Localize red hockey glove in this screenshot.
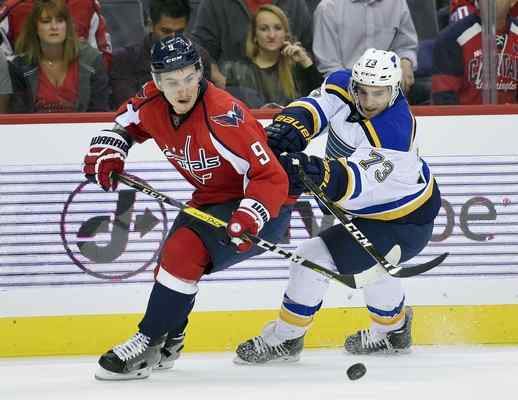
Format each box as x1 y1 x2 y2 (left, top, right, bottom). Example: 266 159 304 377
83 130 131 191
226 199 270 253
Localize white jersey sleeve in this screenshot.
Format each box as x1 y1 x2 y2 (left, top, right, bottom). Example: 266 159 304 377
280 69 356 138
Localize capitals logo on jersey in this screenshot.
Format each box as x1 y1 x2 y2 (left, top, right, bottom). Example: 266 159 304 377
162 136 221 184
210 103 244 127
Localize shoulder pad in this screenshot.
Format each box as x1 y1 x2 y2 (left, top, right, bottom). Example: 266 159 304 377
325 69 352 88
324 69 354 105
126 81 162 110
210 101 246 128
365 99 415 152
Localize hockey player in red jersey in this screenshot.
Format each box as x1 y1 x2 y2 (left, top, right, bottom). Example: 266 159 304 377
83 33 290 380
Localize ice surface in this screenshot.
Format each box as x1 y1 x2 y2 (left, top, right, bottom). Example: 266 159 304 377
1 346 517 400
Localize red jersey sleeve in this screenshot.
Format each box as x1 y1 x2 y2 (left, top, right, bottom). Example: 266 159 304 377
113 82 158 143
206 100 288 218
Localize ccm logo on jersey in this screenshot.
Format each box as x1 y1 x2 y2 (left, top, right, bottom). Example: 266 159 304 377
211 103 244 127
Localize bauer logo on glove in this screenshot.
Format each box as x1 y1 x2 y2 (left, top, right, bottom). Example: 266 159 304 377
266 113 313 157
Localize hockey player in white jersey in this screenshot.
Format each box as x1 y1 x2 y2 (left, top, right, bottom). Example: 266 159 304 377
234 48 442 363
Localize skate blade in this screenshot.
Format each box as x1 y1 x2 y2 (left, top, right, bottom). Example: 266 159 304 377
94 366 152 381
152 360 175 371
344 347 412 356
233 354 300 365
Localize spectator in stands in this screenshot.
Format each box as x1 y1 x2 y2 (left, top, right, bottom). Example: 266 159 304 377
221 4 321 108
450 0 518 23
0 51 12 112
0 0 112 68
191 0 313 65
305 0 321 16
8 0 110 113
186 0 200 32
432 0 518 105
312 0 417 94
109 0 224 109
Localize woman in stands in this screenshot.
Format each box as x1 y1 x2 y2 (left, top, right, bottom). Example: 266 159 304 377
221 4 322 108
8 0 110 113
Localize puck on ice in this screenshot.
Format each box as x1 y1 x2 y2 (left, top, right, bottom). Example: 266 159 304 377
346 363 366 380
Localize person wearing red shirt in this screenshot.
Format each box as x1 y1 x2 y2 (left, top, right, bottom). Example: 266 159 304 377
83 33 291 381
8 0 110 112
0 0 112 68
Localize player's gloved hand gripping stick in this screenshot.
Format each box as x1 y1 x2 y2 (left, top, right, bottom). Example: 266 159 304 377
112 172 443 288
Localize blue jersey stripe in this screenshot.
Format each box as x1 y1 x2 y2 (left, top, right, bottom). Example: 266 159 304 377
349 163 431 215
326 126 356 158
347 161 362 200
303 97 329 133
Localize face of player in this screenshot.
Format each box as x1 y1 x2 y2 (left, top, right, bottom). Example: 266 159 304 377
157 65 202 114
255 11 287 53
37 10 67 45
152 15 188 41
355 84 392 119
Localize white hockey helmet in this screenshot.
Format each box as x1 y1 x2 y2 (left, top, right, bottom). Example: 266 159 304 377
349 48 402 110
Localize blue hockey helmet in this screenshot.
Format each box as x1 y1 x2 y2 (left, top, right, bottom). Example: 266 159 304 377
150 33 202 75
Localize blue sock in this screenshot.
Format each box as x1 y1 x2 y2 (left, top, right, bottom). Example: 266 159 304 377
138 282 196 340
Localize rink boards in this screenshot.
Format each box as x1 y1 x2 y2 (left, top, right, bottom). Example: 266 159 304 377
1 108 518 356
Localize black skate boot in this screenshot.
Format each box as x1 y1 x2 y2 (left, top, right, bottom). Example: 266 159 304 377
344 306 413 355
95 332 165 380
234 322 304 364
154 332 185 370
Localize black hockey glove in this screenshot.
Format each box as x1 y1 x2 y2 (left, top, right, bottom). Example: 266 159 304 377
266 115 311 157
279 153 349 201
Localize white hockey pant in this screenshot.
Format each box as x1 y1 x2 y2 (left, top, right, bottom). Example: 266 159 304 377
272 237 406 341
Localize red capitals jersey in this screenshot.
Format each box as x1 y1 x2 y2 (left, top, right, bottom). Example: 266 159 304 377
115 80 289 218
432 14 518 105
0 0 112 67
450 1 518 23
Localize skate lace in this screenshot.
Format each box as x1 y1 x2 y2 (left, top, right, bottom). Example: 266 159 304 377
359 329 392 350
113 332 150 361
251 336 288 357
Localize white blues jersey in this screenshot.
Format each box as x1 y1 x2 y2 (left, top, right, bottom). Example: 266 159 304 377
283 69 440 224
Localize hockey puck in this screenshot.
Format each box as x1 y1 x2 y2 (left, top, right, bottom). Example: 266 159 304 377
346 362 366 380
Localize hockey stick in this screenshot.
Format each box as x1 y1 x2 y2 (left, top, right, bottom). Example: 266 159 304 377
298 169 448 278
112 172 360 288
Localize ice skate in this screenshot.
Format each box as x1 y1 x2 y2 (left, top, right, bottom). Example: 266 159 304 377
234 322 304 364
154 332 185 370
95 332 164 380
344 306 413 355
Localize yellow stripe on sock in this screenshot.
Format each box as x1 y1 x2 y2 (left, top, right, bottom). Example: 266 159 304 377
279 308 314 328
